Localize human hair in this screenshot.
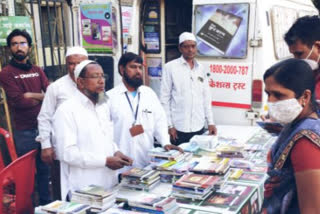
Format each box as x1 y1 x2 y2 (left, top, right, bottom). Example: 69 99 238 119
78 62 100 78
284 15 320 48
118 52 143 75
6 29 32 47
264 58 317 111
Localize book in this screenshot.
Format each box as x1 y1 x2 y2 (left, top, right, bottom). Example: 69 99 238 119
41 200 90 214
74 185 113 198
196 8 242 54
201 192 238 208
174 174 220 190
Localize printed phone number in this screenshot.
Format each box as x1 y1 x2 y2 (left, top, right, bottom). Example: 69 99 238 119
210 64 249 75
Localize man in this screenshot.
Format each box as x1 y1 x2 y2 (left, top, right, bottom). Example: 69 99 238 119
0 29 51 205
284 15 320 100
53 60 132 200
37 46 88 199
160 32 217 146
107 52 181 171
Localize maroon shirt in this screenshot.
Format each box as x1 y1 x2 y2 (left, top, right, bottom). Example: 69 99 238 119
0 64 49 130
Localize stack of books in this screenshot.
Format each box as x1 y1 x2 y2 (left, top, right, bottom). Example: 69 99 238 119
148 147 187 162
215 144 245 158
40 200 90 214
128 193 178 214
71 185 116 212
121 168 160 191
172 173 221 200
191 158 230 175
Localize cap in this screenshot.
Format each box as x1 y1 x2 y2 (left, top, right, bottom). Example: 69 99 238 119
74 60 95 80
179 32 196 45
66 46 88 57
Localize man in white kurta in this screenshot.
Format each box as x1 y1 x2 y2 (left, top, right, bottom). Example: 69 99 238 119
160 32 217 145
53 60 132 200
107 52 181 171
37 46 88 163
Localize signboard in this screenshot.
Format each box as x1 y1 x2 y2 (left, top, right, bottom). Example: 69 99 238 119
80 4 113 53
202 61 252 109
0 16 32 46
195 4 249 58
147 57 162 78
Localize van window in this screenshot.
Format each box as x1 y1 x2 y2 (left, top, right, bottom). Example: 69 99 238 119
271 6 298 59
194 3 249 59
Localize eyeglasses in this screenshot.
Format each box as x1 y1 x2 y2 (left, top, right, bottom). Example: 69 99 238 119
83 74 107 80
11 42 28 48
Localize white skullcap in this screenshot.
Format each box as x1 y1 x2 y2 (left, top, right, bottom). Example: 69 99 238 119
179 32 196 44
66 46 88 57
74 60 95 80
303 59 319 70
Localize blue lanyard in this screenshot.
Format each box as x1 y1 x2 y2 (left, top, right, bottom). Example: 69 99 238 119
125 92 140 124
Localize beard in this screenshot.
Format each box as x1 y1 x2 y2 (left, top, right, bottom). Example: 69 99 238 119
12 52 28 61
83 89 106 104
123 70 143 89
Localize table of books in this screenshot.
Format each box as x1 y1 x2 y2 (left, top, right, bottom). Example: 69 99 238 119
36 125 277 214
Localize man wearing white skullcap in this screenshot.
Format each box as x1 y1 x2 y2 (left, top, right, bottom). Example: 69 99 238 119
160 32 217 145
37 46 88 199
53 60 132 200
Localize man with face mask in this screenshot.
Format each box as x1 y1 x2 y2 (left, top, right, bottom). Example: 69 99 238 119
36 46 88 199
285 15 320 101
107 52 181 172
53 60 133 200
0 29 51 205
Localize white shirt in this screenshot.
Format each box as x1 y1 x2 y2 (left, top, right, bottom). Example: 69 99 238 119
37 74 77 149
160 56 214 132
106 83 170 170
53 90 118 200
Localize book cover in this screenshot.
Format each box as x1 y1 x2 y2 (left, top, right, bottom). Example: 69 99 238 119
201 192 237 208
196 8 242 54
74 185 113 198
175 174 220 189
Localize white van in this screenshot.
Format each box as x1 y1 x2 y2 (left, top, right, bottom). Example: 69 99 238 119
122 0 317 126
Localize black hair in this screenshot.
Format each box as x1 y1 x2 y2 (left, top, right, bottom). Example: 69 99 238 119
78 62 99 78
284 15 320 48
118 52 143 75
264 58 317 111
6 29 32 47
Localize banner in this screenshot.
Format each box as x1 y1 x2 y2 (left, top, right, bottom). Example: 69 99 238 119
0 16 32 46
80 4 113 53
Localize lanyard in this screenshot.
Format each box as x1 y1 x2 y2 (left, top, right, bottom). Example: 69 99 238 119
125 92 140 124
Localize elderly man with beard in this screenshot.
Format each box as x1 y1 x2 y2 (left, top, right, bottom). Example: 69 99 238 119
0 29 51 205
107 52 181 172
53 60 132 200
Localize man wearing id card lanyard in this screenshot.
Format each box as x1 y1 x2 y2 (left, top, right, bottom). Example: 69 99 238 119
160 32 217 146
107 52 182 171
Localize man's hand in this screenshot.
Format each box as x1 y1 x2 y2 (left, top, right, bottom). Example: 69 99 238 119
106 156 132 170
169 127 178 142
164 144 184 153
208 125 217 135
41 148 55 164
114 151 133 166
23 92 45 101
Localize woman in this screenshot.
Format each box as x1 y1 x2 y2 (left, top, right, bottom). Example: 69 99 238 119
262 58 320 214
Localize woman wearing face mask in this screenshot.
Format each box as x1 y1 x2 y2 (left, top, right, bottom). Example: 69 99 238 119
262 58 320 214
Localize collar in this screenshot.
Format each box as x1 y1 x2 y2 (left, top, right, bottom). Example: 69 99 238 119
66 74 76 87
9 59 33 71
178 56 199 68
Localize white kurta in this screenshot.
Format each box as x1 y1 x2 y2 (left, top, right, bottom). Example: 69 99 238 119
53 90 118 200
160 56 214 132
37 74 77 150
106 83 170 171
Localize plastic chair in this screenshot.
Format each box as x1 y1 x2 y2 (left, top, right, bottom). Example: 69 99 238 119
0 149 37 214
0 128 17 170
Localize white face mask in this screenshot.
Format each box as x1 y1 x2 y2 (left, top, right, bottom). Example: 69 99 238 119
305 45 320 64
268 98 303 125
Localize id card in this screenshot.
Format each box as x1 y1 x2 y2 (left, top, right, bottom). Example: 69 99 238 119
129 124 144 137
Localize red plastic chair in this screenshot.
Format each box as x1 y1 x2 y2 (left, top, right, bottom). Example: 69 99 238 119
0 150 37 214
0 128 17 170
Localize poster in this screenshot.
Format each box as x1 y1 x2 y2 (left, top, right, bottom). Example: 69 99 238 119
195 4 249 58
122 6 133 52
0 16 32 46
147 57 162 78
80 4 112 53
